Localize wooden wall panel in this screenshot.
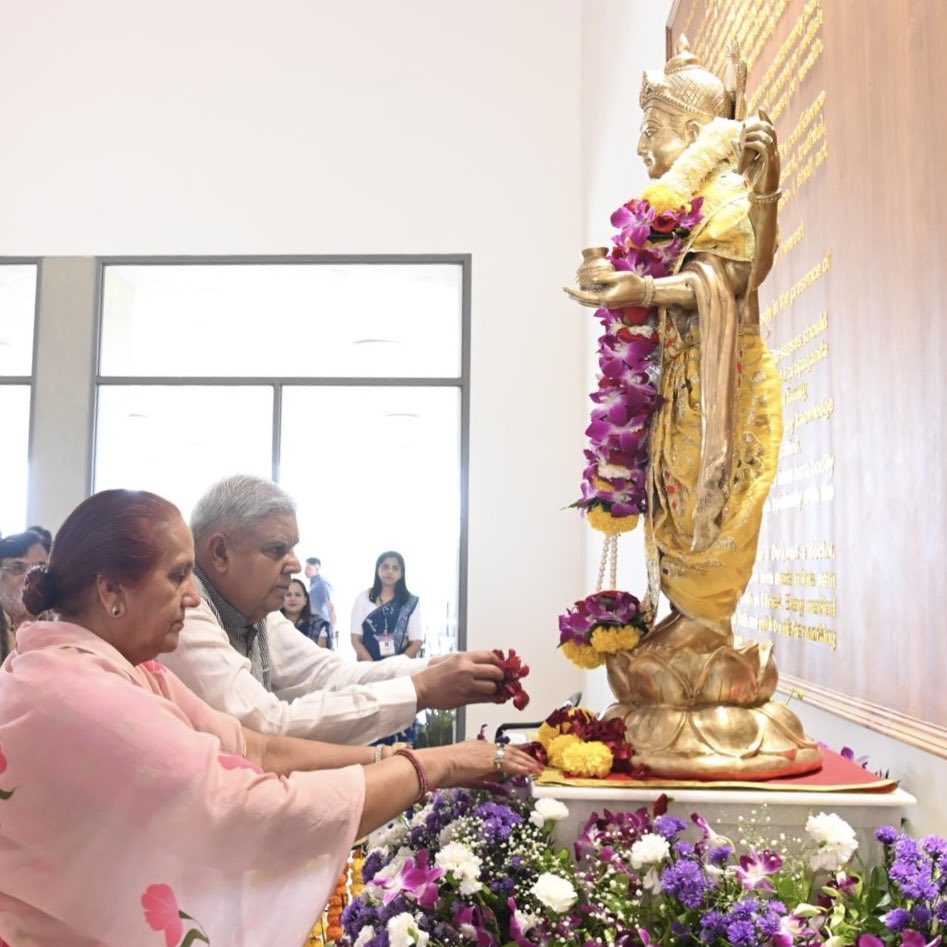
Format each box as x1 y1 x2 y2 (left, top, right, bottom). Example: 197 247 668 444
666 0 947 749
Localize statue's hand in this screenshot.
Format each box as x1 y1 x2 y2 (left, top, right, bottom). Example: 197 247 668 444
737 107 780 196
563 270 647 309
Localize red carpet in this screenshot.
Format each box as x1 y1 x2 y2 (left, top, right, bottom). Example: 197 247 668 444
536 748 898 793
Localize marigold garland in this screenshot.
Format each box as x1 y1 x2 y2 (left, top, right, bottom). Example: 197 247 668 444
558 590 651 670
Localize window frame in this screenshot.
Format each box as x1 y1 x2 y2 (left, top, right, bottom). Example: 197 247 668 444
93 253 472 736
0 257 42 531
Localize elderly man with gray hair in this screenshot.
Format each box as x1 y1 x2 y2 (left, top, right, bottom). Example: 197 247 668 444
160 474 505 745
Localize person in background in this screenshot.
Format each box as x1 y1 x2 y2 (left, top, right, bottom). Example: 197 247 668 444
0 488 539 945
282 577 331 648
25 526 52 554
0 531 50 660
351 551 422 663
305 556 337 633
160 475 507 745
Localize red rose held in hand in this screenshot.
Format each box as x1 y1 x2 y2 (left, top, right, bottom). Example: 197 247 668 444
492 649 531 710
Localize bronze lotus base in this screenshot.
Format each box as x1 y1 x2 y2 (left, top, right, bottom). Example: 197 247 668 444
603 615 822 781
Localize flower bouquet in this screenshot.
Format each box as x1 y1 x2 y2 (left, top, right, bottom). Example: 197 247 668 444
558 590 652 670
336 787 579 947
334 780 947 947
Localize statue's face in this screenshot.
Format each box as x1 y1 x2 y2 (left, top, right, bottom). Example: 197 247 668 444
637 106 693 179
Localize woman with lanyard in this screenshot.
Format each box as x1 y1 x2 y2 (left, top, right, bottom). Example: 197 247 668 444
282 577 332 648
350 551 421 663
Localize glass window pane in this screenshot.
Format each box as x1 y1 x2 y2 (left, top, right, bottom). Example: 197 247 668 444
279 386 460 661
94 386 273 520
0 264 38 375
0 386 31 534
100 263 462 379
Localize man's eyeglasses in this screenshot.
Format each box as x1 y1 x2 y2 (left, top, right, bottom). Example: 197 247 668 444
0 561 30 577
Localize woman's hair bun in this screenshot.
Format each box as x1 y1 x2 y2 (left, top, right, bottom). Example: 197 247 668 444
22 565 58 616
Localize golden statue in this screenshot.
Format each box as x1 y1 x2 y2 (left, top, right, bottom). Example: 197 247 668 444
565 37 821 779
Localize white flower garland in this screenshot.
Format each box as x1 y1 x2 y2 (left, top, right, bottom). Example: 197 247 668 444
645 116 741 205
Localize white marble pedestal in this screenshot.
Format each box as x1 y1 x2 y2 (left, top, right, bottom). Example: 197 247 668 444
532 782 916 867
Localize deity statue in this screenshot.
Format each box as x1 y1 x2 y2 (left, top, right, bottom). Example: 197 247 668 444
565 37 822 779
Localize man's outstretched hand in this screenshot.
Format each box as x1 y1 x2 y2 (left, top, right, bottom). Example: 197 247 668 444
413 650 504 710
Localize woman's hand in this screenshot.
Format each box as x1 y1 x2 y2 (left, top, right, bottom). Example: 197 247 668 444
424 740 543 787
563 270 647 309
358 740 543 836
737 108 780 195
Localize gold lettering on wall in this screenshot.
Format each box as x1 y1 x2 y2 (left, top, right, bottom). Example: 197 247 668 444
761 252 831 328
681 0 838 653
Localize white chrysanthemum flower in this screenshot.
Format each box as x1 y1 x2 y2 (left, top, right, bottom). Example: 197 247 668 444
387 912 429 947
354 926 375 947
435 841 483 895
530 798 570 828
375 821 408 850
530 872 578 913
438 825 456 846
806 812 858 871
629 832 671 869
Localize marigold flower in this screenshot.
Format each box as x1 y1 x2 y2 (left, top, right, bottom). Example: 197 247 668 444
547 733 582 769
560 740 613 778
561 639 605 669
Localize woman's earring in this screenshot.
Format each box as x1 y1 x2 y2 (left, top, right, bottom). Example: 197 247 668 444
111 604 122 617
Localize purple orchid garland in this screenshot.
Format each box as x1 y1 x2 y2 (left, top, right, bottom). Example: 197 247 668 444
577 196 704 520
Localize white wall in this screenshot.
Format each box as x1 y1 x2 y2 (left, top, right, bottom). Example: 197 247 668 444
0 0 587 732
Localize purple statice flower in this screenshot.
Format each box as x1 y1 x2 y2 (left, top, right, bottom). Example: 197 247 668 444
734 849 783 892
922 834 947 869
362 848 388 882
474 801 523 844
707 844 734 866
913 905 934 927
653 815 687 840
675 840 696 858
341 897 377 940
725 919 756 947
699 910 726 943
876 824 900 845
661 859 712 908
889 838 940 901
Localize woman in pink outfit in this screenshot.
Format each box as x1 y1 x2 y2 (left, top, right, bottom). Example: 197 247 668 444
0 490 538 947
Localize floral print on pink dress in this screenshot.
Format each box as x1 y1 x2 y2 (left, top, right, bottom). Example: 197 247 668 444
142 884 209 946
0 742 13 801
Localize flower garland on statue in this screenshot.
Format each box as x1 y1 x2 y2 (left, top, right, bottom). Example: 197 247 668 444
558 590 651 671
565 118 742 673
577 117 744 531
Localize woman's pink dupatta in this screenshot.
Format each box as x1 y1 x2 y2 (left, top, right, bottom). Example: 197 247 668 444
0 621 365 946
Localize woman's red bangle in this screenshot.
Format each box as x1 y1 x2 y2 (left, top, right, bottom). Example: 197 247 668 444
394 748 429 802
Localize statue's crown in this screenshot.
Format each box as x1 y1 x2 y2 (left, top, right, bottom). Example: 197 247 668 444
640 35 746 122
